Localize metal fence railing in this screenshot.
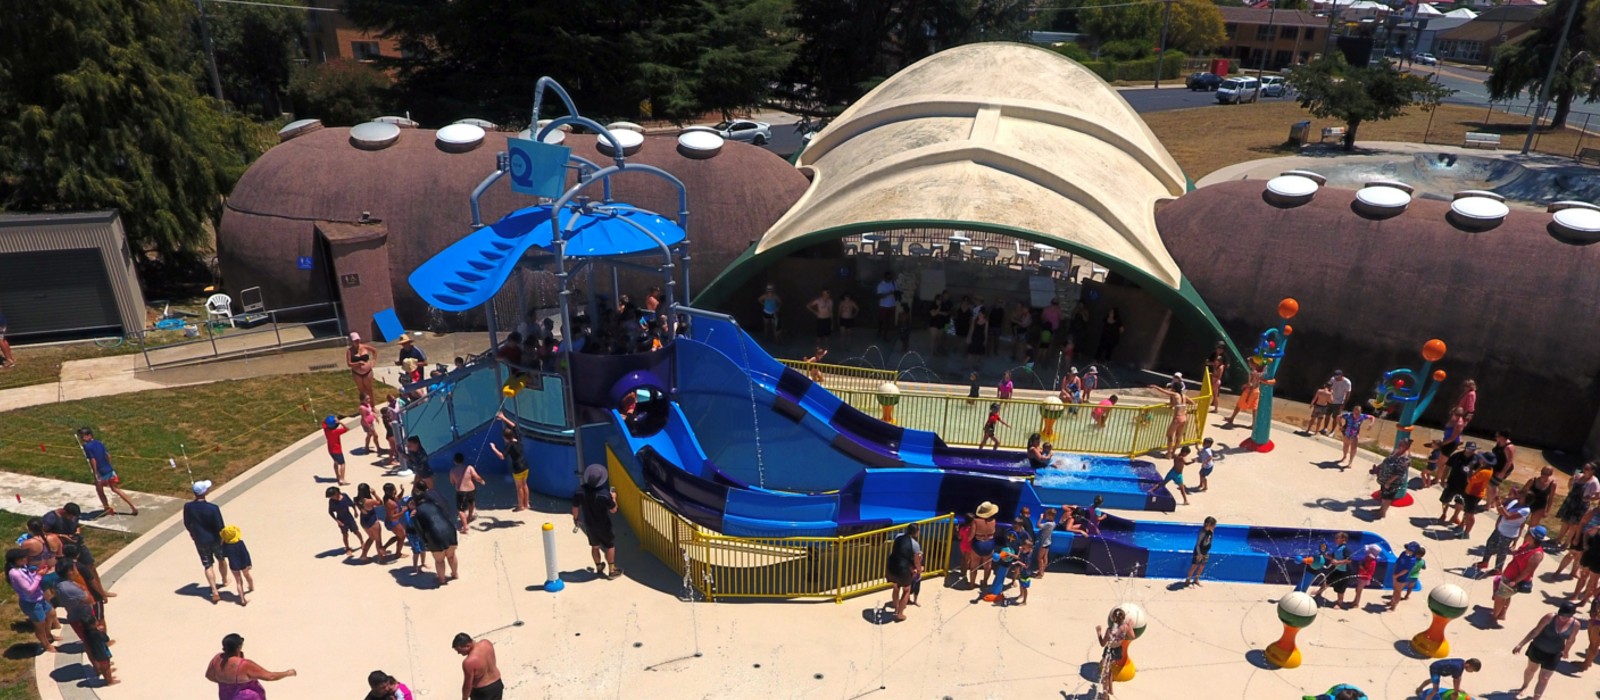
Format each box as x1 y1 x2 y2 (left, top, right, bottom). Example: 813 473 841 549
138 301 344 369
776 359 898 393
831 369 1213 457
608 447 955 603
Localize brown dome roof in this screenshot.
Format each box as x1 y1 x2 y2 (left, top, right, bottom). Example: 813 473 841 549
1159 179 1600 448
219 127 808 326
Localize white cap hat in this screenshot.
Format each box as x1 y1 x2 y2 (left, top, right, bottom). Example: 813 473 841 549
192 480 213 496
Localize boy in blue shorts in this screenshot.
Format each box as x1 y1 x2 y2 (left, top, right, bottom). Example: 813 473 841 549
1196 437 1217 492
1012 539 1033 606
1149 445 1192 505
1415 657 1479 698
322 416 350 485
1386 541 1427 611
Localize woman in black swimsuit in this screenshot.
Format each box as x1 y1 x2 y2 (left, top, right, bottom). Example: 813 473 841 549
346 333 378 403
1520 466 1558 528
1025 434 1052 470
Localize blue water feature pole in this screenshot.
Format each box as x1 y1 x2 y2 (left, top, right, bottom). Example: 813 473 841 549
1370 339 1448 507
1240 298 1299 453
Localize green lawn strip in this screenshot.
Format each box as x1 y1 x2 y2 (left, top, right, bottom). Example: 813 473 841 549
0 510 137 700
0 373 386 498
0 344 139 392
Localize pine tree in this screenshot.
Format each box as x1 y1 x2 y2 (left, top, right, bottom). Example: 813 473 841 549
0 0 271 260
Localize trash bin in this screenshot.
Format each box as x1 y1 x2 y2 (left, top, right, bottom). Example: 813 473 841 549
1288 120 1311 147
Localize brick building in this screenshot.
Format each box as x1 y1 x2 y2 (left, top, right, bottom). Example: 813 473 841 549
306 0 402 63
1218 7 1333 71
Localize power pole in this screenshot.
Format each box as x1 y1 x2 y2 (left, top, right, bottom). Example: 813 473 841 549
195 0 225 102
1258 0 1279 81
1522 0 1581 155
1155 0 1174 89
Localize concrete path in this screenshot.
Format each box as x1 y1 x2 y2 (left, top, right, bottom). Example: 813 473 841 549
43 413 1588 700
0 471 182 535
0 333 490 414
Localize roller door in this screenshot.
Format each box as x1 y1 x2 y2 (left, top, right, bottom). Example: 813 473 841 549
0 249 121 335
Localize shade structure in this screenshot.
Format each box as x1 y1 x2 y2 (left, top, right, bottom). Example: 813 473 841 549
409 201 684 312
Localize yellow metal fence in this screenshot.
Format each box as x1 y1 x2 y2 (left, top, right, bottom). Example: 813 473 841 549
830 370 1212 457
609 448 955 602
777 359 898 393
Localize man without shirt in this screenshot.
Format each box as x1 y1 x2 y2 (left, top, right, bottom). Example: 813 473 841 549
452 633 502 700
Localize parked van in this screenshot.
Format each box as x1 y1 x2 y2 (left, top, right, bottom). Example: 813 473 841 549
1216 77 1260 104
1260 75 1288 98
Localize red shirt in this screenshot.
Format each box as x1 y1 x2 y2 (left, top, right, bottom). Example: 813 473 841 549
323 424 348 455
986 413 1000 428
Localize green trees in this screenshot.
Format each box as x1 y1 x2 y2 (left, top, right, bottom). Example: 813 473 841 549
1286 55 1453 150
343 0 796 124
1487 0 1596 129
1166 0 1228 54
0 0 270 259
779 0 1035 114
289 60 393 126
204 0 308 117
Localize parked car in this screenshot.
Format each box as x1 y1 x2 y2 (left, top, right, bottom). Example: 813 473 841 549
713 119 771 145
1216 76 1260 104
1260 76 1288 98
1186 72 1222 91
1413 53 1438 66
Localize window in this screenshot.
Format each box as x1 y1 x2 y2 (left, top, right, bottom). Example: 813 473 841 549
1304 29 1315 42
351 41 381 61
1255 25 1274 41
1225 23 1238 35
1281 26 1298 40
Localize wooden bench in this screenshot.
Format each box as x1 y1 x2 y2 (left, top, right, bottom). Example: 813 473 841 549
1578 148 1600 166
1463 132 1501 149
1320 126 1346 142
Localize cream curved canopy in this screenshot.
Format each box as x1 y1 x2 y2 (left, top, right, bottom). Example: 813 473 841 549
766 41 1187 287
698 42 1240 369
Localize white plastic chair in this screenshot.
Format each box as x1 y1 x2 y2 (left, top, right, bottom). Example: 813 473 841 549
205 293 235 328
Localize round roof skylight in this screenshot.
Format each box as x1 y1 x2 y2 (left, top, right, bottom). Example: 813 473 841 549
277 118 323 142
596 129 645 157
436 123 486 153
350 121 402 150
676 129 724 159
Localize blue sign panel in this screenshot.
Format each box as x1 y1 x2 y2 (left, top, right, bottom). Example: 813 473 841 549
507 137 571 199
296 256 314 271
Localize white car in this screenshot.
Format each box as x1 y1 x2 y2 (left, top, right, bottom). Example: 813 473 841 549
1216 77 1260 105
1260 76 1289 98
1414 53 1438 66
713 119 771 145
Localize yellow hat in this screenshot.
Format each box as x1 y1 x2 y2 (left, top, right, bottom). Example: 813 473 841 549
220 525 242 544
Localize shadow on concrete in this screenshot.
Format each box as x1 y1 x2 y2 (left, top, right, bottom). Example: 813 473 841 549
861 605 900 625
388 566 445 590
1076 661 1103 683
1243 648 1276 670
173 582 219 602
48 661 95 684
1391 639 1426 659
471 515 524 532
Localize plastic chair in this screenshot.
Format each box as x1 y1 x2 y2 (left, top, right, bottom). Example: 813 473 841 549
205 293 235 328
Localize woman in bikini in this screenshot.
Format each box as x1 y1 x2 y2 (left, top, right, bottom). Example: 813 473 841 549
346 332 378 403
382 483 408 562
1204 344 1228 414
355 484 384 564
1147 383 1193 456
972 502 999 588
205 633 295 700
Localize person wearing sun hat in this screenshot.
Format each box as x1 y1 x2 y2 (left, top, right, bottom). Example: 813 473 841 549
1492 525 1548 624
972 501 1000 587
182 480 228 604
219 525 254 606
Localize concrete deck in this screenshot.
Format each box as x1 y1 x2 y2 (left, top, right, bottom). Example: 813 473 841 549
0 472 181 535
42 412 1592 700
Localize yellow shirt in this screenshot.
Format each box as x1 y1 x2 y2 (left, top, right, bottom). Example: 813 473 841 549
1466 468 1492 498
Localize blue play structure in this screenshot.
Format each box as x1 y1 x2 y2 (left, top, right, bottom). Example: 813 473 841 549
396 75 1395 589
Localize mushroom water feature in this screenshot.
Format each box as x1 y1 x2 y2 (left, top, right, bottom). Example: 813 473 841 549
1266 591 1318 669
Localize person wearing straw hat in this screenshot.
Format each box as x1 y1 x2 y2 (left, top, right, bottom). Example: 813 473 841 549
394 333 426 367
972 501 1000 587
77 428 138 517
182 480 228 604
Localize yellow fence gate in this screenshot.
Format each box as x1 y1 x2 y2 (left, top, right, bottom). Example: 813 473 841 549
608 448 955 603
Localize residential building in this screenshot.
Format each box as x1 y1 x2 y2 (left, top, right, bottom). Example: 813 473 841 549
1432 5 1542 63
306 0 402 63
1218 7 1332 71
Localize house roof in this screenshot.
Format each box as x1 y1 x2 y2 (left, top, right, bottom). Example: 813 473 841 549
1218 7 1329 29
1439 8 1542 42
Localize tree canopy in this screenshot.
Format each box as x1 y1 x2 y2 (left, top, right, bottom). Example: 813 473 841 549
203 0 308 117
289 59 394 126
343 0 796 125
1286 56 1453 150
779 0 1035 115
1487 0 1596 129
1166 0 1228 54
0 0 271 259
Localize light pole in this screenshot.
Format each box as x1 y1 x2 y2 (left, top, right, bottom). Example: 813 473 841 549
195 0 224 102
1155 0 1174 89
1522 0 1583 154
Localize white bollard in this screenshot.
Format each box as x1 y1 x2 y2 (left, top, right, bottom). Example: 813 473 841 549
542 522 564 593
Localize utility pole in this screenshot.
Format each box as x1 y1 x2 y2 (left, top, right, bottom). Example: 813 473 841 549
1155 0 1174 89
1522 0 1581 155
195 0 225 102
1258 0 1279 81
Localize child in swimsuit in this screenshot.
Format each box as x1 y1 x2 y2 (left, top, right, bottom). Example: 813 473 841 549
382 483 407 561
1151 445 1192 505
979 403 1011 450
219 525 253 606
325 486 363 554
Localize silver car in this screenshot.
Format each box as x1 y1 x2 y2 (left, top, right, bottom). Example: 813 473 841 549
713 119 771 146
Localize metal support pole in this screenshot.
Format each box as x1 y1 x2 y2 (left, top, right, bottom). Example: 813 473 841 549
1258 1 1278 82
194 0 225 103
1522 0 1582 155
1155 0 1173 89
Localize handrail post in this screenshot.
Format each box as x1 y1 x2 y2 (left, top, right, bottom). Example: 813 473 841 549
1129 406 1145 457
834 532 845 603
271 309 282 347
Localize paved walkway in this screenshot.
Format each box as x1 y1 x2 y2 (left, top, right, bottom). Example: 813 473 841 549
0 472 182 535
40 413 1587 700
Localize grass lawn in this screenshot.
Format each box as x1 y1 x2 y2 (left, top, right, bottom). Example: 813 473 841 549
0 344 138 393
1143 101 1594 180
0 372 388 498
0 511 137 700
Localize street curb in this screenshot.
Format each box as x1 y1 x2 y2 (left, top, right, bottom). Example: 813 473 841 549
36 428 328 700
